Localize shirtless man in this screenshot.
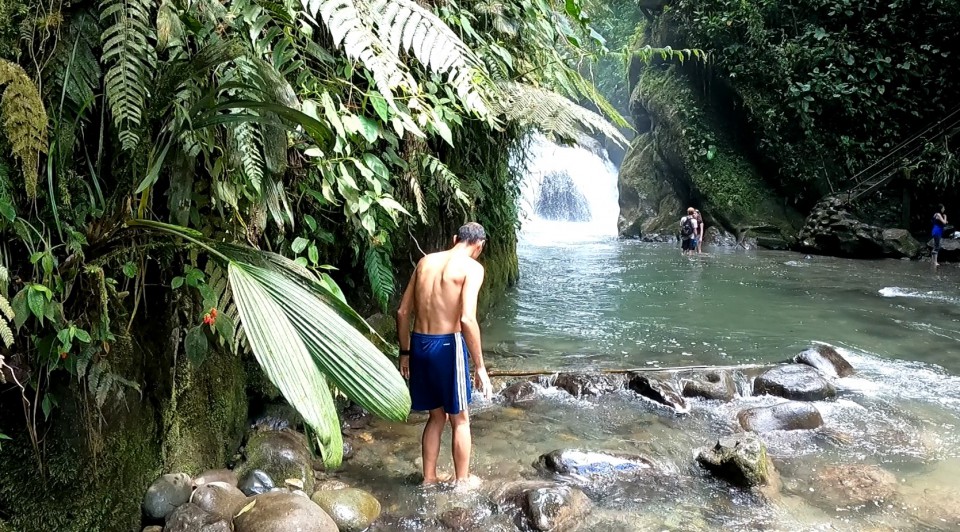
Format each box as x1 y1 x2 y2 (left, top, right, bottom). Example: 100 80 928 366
396 222 493 486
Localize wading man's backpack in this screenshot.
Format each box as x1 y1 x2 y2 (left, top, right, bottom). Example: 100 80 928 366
680 216 695 238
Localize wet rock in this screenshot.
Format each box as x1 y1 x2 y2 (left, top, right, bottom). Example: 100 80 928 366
163 503 216 532
882 228 922 259
535 449 656 483
491 480 559 509
310 487 381 532
525 485 591 531
553 373 622 397
753 364 836 401
251 404 303 432
794 345 854 378
198 522 231 532
237 430 314 493
143 473 193 520
341 403 372 430
234 491 337 532
190 482 248 522
696 432 774 488
439 505 485 531
144 527 163 532
902 487 960 530
501 380 538 405
737 402 824 432
193 469 238 489
314 479 350 491
681 371 736 401
238 469 274 496
810 464 896 509
628 375 689 413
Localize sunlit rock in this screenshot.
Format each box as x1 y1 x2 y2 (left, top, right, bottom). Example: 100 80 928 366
311 487 381 532
234 491 337 532
737 402 824 432
628 374 689 413
753 365 836 401
696 432 774 488
681 370 737 402
794 344 854 378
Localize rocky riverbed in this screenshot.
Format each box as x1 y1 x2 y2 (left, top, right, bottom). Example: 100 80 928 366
137 342 960 531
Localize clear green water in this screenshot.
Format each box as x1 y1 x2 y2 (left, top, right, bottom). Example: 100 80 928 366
342 227 960 531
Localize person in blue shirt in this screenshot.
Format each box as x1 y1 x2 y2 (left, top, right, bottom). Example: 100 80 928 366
932 204 947 267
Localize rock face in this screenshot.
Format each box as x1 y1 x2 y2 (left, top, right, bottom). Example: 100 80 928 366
535 449 656 483
696 433 773 488
234 491 338 532
617 66 801 245
794 345 854 378
753 365 836 401
236 430 314 494
681 371 737 402
525 485 591 531
501 380 538 405
628 375 689 413
535 170 591 222
310 488 381 532
810 464 896 509
737 402 824 432
553 373 623 397
190 482 248 522
143 473 193 520
798 196 922 259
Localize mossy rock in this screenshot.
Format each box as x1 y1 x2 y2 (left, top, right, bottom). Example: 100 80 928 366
235 430 315 494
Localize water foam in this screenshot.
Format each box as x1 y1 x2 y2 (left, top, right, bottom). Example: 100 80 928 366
878 286 956 302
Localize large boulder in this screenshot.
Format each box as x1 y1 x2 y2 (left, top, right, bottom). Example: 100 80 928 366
753 365 836 401
234 492 338 532
929 238 960 262
190 482 248 522
143 473 193 520
737 402 824 432
696 433 774 488
882 228 922 258
809 464 897 509
681 371 737 402
525 485 591 531
628 375 689 413
535 449 656 484
794 344 854 378
310 488 381 532
236 430 314 494
798 196 921 259
553 373 623 398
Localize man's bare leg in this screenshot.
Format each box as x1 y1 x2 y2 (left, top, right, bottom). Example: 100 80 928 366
449 410 472 482
422 408 446 484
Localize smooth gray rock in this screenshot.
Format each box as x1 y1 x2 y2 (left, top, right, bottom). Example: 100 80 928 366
753 364 836 401
525 485 591 531
143 473 193 520
696 432 773 488
553 373 622 397
310 487 381 532
190 482 248 522
737 402 824 432
535 449 656 483
681 371 736 401
628 375 689 413
810 464 896 509
794 345 854 378
238 469 274 496
234 492 338 532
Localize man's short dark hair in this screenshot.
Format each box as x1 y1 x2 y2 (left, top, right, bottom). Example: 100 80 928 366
457 222 487 244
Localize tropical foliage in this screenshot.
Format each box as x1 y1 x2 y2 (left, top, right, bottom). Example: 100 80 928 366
0 0 652 469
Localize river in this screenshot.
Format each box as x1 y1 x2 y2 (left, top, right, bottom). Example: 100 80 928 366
338 140 960 531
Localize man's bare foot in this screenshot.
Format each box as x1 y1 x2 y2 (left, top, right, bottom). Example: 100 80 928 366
421 473 452 486
452 474 482 491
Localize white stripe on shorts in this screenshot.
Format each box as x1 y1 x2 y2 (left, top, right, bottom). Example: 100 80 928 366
454 332 468 409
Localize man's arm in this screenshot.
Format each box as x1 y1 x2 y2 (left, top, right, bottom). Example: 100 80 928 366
460 262 491 398
395 260 420 379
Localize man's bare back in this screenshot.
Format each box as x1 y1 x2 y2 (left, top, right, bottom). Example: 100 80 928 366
396 222 492 485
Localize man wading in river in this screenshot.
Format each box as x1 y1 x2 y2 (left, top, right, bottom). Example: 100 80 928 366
396 222 493 487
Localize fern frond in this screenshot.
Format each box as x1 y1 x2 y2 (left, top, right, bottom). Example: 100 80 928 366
0 317 13 348
44 11 102 116
156 0 185 51
419 153 470 214
0 265 8 297
492 81 629 147
408 171 427 223
364 246 394 311
100 0 158 150
0 60 49 199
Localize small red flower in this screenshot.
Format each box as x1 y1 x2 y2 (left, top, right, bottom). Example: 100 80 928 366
59 352 68 360
203 313 213 326
210 307 218 318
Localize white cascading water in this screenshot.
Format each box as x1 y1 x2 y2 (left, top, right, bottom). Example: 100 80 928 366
518 134 620 242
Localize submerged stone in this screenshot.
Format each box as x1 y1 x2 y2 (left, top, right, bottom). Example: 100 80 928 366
553 373 622 397
535 449 656 483
681 371 736 402
234 491 337 532
628 375 689 413
190 482 248 522
753 364 836 401
143 472 193 520
238 469 274 496
794 344 854 378
696 432 773 488
810 464 896 509
236 430 314 493
525 485 591 531
310 487 381 532
737 402 824 432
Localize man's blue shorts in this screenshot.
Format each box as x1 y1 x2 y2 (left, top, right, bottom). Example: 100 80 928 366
409 332 472 415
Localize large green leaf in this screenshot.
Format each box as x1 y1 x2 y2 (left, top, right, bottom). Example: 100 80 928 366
241 264 410 422
229 263 344 467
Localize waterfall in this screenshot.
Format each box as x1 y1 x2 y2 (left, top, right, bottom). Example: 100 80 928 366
519 135 620 241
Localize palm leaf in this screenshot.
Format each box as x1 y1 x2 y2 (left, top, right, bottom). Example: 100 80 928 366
229 262 344 467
